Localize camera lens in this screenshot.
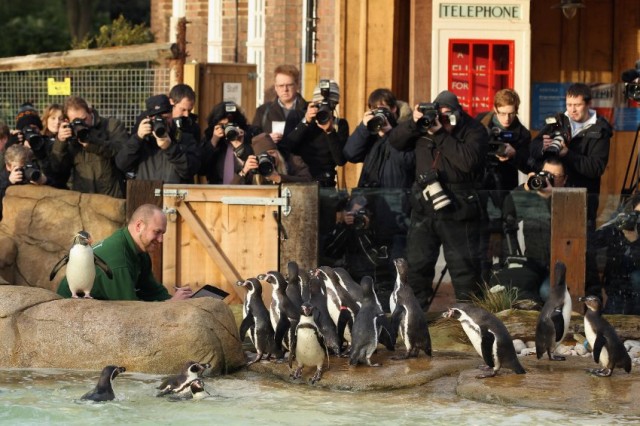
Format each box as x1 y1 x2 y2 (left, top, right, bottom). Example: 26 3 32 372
152 116 167 137
315 102 333 125
257 153 275 176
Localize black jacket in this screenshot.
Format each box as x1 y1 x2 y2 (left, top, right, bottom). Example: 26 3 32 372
252 93 308 135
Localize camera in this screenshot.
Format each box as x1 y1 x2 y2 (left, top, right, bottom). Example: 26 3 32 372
487 127 515 157
69 118 90 142
527 170 555 191
257 152 276 176
366 108 393 134
351 209 368 230
173 116 192 131
416 102 440 132
150 115 167 138
21 126 46 153
18 163 41 184
417 169 451 210
542 115 570 156
223 123 241 141
614 211 640 231
621 61 640 102
314 79 335 125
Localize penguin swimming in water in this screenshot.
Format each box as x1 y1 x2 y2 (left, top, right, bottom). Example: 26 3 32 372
156 361 211 397
579 295 632 377
237 278 280 364
290 302 327 384
49 230 113 298
444 304 525 378
166 379 209 401
349 276 394 367
389 258 431 359
81 365 126 402
536 261 572 361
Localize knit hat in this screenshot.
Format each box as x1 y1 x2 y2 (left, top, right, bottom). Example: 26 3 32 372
434 90 461 111
252 133 277 155
144 94 172 116
15 103 43 130
312 80 340 104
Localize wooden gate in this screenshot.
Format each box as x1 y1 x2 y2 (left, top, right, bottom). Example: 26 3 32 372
160 183 318 305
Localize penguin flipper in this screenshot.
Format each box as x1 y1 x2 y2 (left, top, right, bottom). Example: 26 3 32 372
288 326 298 368
337 308 353 345
49 255 69 281
376 314 396 351
389 305 405 344
592 334 607 364
93 254 113 279
274 317 291 351
480 327 496 368
239 315 255 340
550 307 565 343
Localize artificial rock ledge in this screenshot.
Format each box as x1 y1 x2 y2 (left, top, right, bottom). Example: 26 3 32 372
0 286 246 375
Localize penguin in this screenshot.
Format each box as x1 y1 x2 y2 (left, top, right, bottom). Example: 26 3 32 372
285 261 304 311
289 302 327 384
349 276 395 367
444 304 525 378
535 261 572 361
156 361 211 397
315 266 360 348
259 270 300 353
579 295 632 377
237 278 280 364
166 379 209 401
49 230 113 299
332 267 364 303
80 365 126 402
308 276 342 356
389 258 432 359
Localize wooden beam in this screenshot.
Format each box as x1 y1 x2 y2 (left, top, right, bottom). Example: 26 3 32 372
0 43 178 72
279 183 319 273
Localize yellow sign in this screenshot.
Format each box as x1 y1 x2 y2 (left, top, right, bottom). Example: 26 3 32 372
47 78 71 96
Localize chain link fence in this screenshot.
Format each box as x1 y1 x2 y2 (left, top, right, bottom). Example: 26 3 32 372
0 67 171 132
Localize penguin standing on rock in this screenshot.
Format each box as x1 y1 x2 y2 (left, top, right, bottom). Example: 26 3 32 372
290 302 327 384
536 261 572 361
579 295 632 377
49 230 113 298
349 276 394 367
315 266 360 348
237 278 279 364
308 276 342 356
444 304 525 378
156 361 211 397
81 365 126 402
259 270 300 353
389 258 431 359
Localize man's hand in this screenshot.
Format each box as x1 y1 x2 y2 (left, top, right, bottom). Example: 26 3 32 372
8 166 23 184
496 143 516 161
137 118 153 139
170 285 193 300
58 122 73 143
242 155 258 176
542 134 569 157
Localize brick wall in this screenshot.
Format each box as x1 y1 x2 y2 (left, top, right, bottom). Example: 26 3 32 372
315 0 337 80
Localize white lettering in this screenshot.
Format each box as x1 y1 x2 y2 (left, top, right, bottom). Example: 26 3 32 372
451 81 469 90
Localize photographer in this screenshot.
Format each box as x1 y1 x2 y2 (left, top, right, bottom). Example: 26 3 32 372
115 94 201 184
233 133 311 185
50 96 127 198
279 80 348 188
496 158 568 302
388 90 488 307
530 83 612 296
198 101 258 184
169 84 201 141
593 194 640 315
0 144 48 220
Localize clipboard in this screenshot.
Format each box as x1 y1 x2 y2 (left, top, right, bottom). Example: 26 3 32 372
191 284 230 300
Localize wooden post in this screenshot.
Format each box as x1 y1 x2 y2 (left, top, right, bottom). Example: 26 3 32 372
550 188 586 306
279 183 319 274
126 179 164 282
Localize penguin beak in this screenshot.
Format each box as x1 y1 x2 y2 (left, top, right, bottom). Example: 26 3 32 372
442 308 453 319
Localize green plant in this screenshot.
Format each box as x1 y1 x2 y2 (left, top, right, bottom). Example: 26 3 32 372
470 282 519 313
72 15 153 49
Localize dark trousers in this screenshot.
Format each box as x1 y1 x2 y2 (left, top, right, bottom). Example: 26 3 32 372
406 210 482 308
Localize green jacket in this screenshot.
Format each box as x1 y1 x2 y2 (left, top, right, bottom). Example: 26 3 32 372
56 227 171 301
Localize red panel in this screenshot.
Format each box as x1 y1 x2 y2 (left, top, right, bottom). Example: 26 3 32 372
447 39 514 117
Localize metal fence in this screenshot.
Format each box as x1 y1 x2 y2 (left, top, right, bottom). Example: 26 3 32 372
0 67 171 132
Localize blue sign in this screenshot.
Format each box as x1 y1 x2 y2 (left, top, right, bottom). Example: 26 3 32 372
531 83 571 130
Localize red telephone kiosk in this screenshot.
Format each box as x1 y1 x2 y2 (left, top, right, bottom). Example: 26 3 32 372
448 39 514 116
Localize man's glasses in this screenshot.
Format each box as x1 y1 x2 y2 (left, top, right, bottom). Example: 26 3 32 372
275 83 296 90
496 111 517 118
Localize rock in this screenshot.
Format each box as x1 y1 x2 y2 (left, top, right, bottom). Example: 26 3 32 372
624 340 640 351
520 347 537 356
574 342 588 356
628 346 640 359
526 340 536 348
555 344 572 356
0 286 245 375
513 339 526 354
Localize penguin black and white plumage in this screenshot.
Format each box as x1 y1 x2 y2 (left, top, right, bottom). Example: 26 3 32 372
536 261 572 361
285 261 304 310
389 258 431 359
308 276 342 356
166 379 209 401
349 276 394 367
49 230 113 299
156 361 211 397
290 303 327 384
332 267 364 303
579 295 632 377
237 278 279 364
259 270 300 353
315 266 360 347
444 304 525 378
80 365 125 402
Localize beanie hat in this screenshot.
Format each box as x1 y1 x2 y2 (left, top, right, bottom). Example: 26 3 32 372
312 80 340 104
434 90 461 111
15 103 43 130
144 94 172 116
252 133 277 155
